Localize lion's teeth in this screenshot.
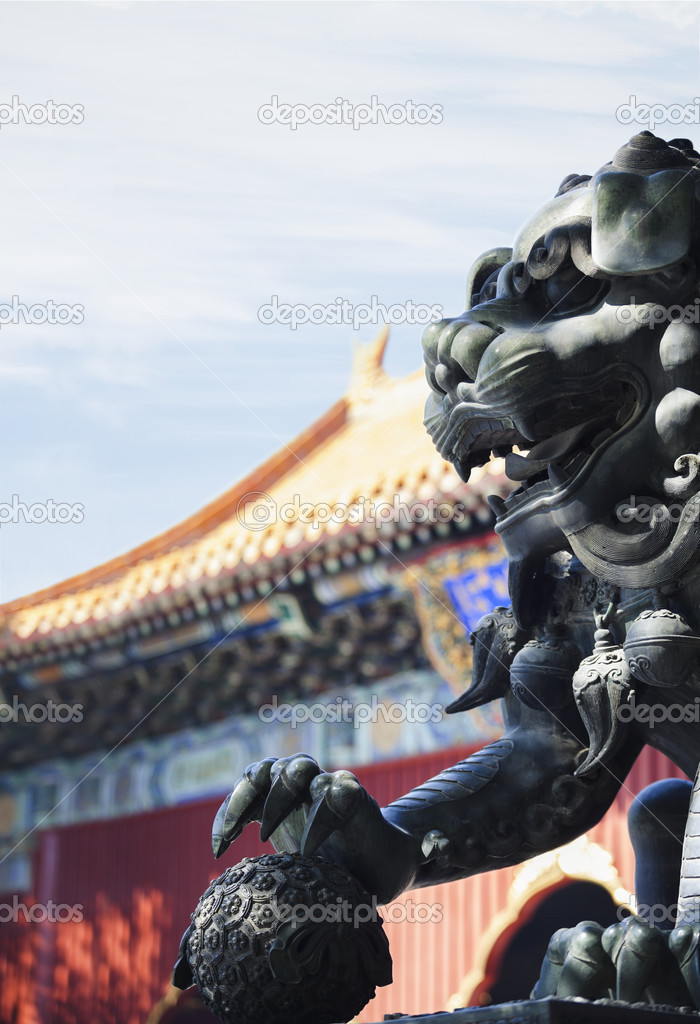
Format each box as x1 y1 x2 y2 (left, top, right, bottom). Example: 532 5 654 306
487 494 508 517
456 458 472 483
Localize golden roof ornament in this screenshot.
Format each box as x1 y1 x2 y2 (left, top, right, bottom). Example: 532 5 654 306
347 325 389 406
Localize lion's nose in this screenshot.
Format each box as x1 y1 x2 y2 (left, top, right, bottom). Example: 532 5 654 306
450 321 503 382
423 315 502 394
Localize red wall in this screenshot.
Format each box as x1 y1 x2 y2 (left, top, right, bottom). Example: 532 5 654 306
0 745 688 1024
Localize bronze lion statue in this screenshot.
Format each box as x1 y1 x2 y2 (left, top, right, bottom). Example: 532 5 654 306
197 132 700 1011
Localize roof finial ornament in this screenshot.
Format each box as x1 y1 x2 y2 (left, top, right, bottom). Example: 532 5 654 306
348 325 389 405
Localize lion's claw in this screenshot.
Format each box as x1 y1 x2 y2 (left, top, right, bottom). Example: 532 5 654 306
211 754 338 856
211 795 231 858
211 753 420 904
212 756 277 857
259 755 321 842
533 922 612 1000
603 916 685 1004
534 917 696 1007
301 771 364 855
669 924 700 1007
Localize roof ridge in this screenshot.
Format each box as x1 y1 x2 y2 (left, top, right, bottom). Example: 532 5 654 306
0 395 349 613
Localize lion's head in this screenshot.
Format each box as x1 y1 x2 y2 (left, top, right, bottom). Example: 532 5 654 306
424 132 700 624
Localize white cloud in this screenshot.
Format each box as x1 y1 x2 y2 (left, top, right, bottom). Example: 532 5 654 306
0 0 699 598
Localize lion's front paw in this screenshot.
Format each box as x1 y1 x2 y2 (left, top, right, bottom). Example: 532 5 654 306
210 752 421 903
211 753 348 858
533 917 695 1007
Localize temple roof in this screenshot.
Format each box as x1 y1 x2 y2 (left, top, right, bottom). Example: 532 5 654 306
0 328 507 652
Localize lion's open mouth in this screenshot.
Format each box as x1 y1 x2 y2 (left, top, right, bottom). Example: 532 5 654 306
435 374 642 518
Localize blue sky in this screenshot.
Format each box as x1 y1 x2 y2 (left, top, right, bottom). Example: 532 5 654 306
0 0 698 601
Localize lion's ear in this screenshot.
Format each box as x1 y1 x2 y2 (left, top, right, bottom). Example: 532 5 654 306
465 247 512 310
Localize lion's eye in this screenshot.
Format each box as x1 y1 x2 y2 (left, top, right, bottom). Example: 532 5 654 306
543 263 608 316
478 270 499 304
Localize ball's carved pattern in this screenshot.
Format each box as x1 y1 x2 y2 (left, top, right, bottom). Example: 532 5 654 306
182 852 393 1024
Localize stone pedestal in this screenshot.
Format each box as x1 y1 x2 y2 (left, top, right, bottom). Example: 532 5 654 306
374 997 699 1023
